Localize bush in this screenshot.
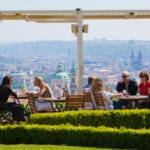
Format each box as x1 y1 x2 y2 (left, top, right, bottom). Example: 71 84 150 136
0 125 150 149
31 109 150 129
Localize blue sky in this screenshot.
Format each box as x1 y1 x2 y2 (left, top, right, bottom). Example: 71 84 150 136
0 0 150 41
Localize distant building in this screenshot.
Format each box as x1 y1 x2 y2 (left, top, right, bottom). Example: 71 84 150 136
130 51 143 71
51 59 77 97
137 51 143 70
70 58 77 94
11 72 27 89
11 71 34 90
51 63 70 97
130 51 135 70
107 75 118 85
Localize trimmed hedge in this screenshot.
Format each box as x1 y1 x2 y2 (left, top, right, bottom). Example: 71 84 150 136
31 109 150 129
0 125 150 149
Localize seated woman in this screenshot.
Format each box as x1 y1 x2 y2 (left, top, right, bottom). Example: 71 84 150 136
139 71 150 95
34 76 54 111
0 75 24 124
138 71 150 108
91 78 114 110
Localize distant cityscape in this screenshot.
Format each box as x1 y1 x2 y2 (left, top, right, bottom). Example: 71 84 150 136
0 39 150 93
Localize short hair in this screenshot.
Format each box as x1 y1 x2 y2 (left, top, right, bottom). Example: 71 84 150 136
122 71 130 77
88 76 95 85
139 71 149 80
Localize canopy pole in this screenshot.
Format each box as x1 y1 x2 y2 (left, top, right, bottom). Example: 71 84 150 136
76 8 83 94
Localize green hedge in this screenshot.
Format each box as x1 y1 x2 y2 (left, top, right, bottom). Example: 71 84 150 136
31 109 150 129
0 125 150 149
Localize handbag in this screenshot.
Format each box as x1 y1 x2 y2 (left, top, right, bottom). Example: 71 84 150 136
35 100 54 111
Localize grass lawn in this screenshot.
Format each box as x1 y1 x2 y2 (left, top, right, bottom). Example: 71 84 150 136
0 145 110 150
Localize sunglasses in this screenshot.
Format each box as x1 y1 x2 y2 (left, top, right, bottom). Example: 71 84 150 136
140 76 145 78
122 76 128 78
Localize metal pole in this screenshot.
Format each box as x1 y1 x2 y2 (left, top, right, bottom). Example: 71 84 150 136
76 8 83 94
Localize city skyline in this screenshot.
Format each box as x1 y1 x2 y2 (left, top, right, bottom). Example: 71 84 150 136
0 38 147 92
0 1 150 41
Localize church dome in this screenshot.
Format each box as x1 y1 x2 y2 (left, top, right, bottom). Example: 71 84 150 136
52 63 70 80
52 72 70 80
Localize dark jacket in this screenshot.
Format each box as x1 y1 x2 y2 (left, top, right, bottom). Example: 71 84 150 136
116 79 138 95
0 86 17 105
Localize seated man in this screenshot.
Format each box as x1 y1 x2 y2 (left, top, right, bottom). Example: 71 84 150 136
115 71 138 109
84 76 95 92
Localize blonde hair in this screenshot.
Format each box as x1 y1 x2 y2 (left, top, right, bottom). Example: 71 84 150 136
122 71 130 77
35 76 44 87
91 78 103 95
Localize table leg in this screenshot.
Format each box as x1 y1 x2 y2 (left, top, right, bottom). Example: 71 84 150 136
28 97 37 114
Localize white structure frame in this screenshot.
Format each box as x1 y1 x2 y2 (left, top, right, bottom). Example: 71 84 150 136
1 9 150 93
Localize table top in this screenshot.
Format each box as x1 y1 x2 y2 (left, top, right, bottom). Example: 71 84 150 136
16 96 66 102
17 96 28 99
16 94 66 102
119 95 148 100
17 93 38 99
38 97 66 102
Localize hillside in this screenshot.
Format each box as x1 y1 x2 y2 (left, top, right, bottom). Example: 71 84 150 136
0 39 149 58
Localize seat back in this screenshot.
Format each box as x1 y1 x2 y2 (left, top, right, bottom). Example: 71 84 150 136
83 92 93 110
94 93 105 107
84 92 92 102
65 94 85 110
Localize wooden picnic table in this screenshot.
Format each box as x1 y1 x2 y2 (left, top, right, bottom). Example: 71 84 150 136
118 95 150 109
119 95 149 101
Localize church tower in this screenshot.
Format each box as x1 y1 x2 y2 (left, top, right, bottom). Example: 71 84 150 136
137 50 143 69
70 58 77 94
130 50 143 71
130 51 135 71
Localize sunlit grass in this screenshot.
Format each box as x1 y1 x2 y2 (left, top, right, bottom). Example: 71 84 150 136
0 145 110 150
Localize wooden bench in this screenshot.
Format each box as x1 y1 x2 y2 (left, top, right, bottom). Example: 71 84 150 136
65 94 85 110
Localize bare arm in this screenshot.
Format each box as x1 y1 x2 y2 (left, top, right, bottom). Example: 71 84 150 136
8 88 17 98
38 86 46 97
